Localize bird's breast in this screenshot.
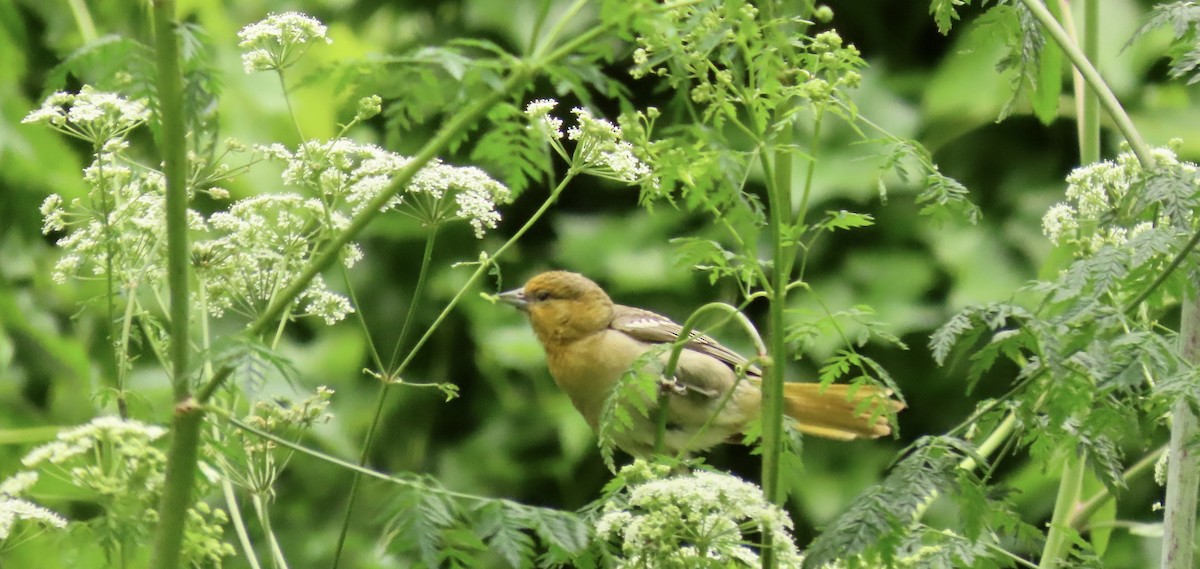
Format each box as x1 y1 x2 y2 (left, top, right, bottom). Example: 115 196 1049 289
544 329 649 428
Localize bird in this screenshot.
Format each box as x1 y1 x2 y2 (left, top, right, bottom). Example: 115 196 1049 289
498 270 903 457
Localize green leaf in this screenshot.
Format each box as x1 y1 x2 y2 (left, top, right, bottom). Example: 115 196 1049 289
819 210 875 231
930 0 968 35
476 502 535 569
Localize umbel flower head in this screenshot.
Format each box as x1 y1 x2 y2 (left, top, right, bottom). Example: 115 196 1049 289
238 12 331 73
523 99 656 187
1042 146 1198 255
0 472 67 543
261 137 511 238
22 86 148 144
596 460 804 568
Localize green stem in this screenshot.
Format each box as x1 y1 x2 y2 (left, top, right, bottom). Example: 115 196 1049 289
914 411 1019 521
760 147 794 508
276 69 305 141
95 151 126 418
653 302 767 454
1162 294 1200 569
1041 4 1097 565
213 408 561 507
1039 451 1087 569
221 479 264 569
1070 444 1165 530
531 0 588 59
1081 0 1100 164
115 283 137 417
148 0 198 566
1018 0 1153 168
66 0 97 43
389 226 440 371
252 494 290 569
330 226 439 569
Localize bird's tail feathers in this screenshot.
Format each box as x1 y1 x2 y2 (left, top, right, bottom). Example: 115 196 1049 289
782 383 903 440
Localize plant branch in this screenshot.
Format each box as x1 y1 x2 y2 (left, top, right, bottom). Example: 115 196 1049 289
330 225 438 568
1039 451 1087 569
1018 0 1153 168
1070 444 1165 530
654 302 767 453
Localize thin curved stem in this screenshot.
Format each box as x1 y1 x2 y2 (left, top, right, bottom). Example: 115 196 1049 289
1070 444 1165 530
330 226 438 568
654 302 767 454
1018 0 1153 168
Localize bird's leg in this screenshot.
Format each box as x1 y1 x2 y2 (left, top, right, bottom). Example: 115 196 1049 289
659 375 689 396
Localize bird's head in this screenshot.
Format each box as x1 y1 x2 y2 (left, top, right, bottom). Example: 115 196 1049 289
499 271 614 345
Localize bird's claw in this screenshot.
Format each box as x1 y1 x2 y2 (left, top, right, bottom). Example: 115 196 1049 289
659 376 688 396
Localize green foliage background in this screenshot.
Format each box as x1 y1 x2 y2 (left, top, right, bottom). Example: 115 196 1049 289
0 0 1193 567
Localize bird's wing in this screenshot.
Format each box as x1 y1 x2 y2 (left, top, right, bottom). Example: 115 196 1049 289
610 304 762 377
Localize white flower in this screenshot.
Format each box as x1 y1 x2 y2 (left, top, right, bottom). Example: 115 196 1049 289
1041 203 1077 245
566 107 653 184
597 461 803 568
525 99 564 140
303 279 354 325
23 87 148 144
0 498 67 540
22 416 166 469
39 194 66 234
0 473 38 497
237 12 331 73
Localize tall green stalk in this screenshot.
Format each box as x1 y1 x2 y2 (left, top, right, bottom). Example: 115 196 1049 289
1163 293 1200 569
147 0 197 567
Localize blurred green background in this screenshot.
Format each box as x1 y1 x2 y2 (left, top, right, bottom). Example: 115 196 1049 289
1 0 1193 566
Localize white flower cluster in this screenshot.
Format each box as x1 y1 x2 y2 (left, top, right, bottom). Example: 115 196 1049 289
22 86 149 144
596 460 803 568
22 416 167 469
1042 147 1196 255
40 150 204 286
524 99 655 186
410 161 510 238
202 193 356 324
0 498 67 542
265 137 510 238
0 471 67 542
238 12 331 73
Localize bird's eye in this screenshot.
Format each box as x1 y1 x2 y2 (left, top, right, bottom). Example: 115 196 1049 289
534 290 552 301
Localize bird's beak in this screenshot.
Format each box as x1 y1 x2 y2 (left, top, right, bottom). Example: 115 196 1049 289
497 288 529 311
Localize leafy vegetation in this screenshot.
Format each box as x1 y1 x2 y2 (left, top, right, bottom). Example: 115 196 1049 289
1 0 1199 567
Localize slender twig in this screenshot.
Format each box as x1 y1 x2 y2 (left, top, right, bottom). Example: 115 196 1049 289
1070 444 1166 530
654 302 767 454
213 408 565 508
330 226 438 567
66 0 97 43
221 479 264 569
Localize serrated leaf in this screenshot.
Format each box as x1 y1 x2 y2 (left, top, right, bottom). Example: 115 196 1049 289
930 0 968 35
819 209 875 231
476 502 535 569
